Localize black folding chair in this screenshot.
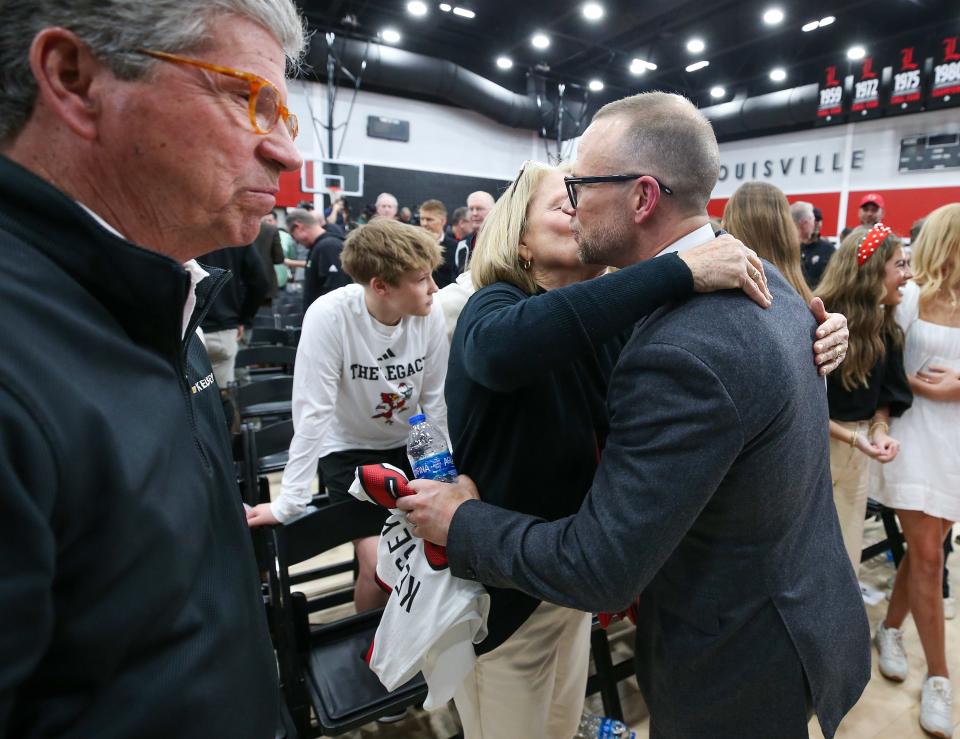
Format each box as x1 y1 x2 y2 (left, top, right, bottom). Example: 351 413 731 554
248 327 288 346
237 377 293 425
235 346 297 383
862 499 905 566
265 502 428 736
586 617 636 721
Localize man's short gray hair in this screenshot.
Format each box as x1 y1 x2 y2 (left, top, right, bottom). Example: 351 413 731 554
0 0 306 143
789 201 814 224
285 208 318 230
592 91 720 215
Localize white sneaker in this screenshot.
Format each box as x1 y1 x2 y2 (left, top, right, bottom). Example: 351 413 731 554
920 676 953 738
875 622 908 682
945 597 956 621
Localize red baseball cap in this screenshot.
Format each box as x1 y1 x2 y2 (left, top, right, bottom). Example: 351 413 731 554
859 193 885 209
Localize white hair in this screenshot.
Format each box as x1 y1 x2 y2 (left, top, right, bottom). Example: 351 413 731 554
0 0 307 142
789 201 814 224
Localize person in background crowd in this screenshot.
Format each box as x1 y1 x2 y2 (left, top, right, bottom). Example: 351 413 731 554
0 0 305 735
398 205 413 223
419 198 459 288
791 200 835 289
725 184 814 304
872 204 960 738
252 216 285 305
401 91 867 739
324 196 354 231
286 208 351 312
450 205 473 242
456 191 495 273
859 193 885 228
816 226 912 573
357 202 376 225
263 210 305 292
246 220 448 618
375 192 399 220
200 243 270 388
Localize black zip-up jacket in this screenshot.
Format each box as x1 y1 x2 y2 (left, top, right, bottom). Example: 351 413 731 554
0 155 279 738
199 243 270 332
302 223 351 312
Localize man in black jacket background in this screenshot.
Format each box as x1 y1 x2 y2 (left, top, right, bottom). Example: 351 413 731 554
200 243 270 387
286 207 352 312
0 2 305 736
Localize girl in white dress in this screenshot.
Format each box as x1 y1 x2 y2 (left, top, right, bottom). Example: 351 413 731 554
874 203 960 739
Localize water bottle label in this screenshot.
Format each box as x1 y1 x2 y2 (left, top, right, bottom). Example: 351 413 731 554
597 718 635 739
413 450 458 481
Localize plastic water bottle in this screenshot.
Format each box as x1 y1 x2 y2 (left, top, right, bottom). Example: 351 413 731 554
574 712 637 738
406 414 457 482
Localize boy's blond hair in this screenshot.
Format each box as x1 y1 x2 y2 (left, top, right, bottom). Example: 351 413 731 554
341 219 442 285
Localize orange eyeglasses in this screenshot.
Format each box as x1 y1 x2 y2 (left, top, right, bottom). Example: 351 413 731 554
136 49 299 141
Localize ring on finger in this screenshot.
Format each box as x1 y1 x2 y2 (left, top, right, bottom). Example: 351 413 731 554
752 269 761 281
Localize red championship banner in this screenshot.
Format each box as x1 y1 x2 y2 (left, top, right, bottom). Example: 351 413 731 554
850 54 884 119
928 34 960 109
816 64 846 126
889 44 924 114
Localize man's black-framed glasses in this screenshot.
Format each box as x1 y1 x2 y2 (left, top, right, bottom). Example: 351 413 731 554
563 174 673 209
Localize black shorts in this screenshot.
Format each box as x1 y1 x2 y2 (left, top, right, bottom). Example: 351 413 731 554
318 446 413 504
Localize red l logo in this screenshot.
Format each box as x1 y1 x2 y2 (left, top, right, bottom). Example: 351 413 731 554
861 57 877 80
899 47 919 71
825 65 839 87
945 37 960 62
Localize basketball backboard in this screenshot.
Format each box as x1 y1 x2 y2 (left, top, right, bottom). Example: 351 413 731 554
301 159 364 196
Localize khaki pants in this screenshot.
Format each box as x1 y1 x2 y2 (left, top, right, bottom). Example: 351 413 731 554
204 328 239 387
454 601 591 739
829 420 871 573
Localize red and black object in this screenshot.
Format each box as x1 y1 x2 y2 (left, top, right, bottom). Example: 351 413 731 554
850 54 885 120
815 64 847 126
888 44 925 116
357 464 449 569
928 34 960 109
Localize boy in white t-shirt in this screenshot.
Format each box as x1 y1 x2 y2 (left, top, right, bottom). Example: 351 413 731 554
247 219 449 612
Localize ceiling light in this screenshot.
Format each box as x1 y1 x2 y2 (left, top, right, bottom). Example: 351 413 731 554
582 2 604 20
801 20 818 32
685 60 710 72
686 38 705 53
819 15 835 27
453 6 475 18
439 3 451 10
710 86 726 98
407 1 427 16
531 33 550 49
588 79 604 91
496 56 513 70
769 67 786 82
847 45 866 60
629 58 657 74
380 28 401 44
763 7 784 25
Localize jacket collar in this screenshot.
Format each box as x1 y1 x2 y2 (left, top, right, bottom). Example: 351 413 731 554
0 154 226 359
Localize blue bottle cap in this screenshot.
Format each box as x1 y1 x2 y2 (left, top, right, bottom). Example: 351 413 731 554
408 413 426 425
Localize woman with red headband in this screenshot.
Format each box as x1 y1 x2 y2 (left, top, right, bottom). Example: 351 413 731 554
871 204 960 739
815 225 914 571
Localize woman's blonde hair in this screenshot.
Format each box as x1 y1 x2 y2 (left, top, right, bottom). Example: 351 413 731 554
815 226 903 391
910 203 960 310
470 160 560 294
721 182 813 303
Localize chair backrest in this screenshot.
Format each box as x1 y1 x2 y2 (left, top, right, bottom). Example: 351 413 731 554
284 328 302 347
282 314 304 329
236 377 293 411
247 327 287 346
282 501 387 566
235 345 297 371
255 419 294 459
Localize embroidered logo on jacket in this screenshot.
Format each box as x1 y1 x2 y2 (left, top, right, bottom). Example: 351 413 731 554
372 382 413 424
191 372 216 394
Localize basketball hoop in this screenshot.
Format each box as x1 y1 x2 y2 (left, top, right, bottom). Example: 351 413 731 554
327 183 342 203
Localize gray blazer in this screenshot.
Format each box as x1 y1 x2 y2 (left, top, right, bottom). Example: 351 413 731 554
447 265 870 738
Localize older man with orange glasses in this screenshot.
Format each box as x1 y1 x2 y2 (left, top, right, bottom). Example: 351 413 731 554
0 1 304 736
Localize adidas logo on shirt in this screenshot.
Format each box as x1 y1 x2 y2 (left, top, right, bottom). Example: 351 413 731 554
377 348 397 362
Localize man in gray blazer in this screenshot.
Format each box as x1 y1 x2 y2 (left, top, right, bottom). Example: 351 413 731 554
399 91 869 738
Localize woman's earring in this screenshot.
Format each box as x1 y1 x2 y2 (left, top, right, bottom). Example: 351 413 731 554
520 257 532 270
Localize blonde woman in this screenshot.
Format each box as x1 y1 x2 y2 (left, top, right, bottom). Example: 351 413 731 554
815 226 913 572
873 204 960 739
722 181 815 303
441 161 848 738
